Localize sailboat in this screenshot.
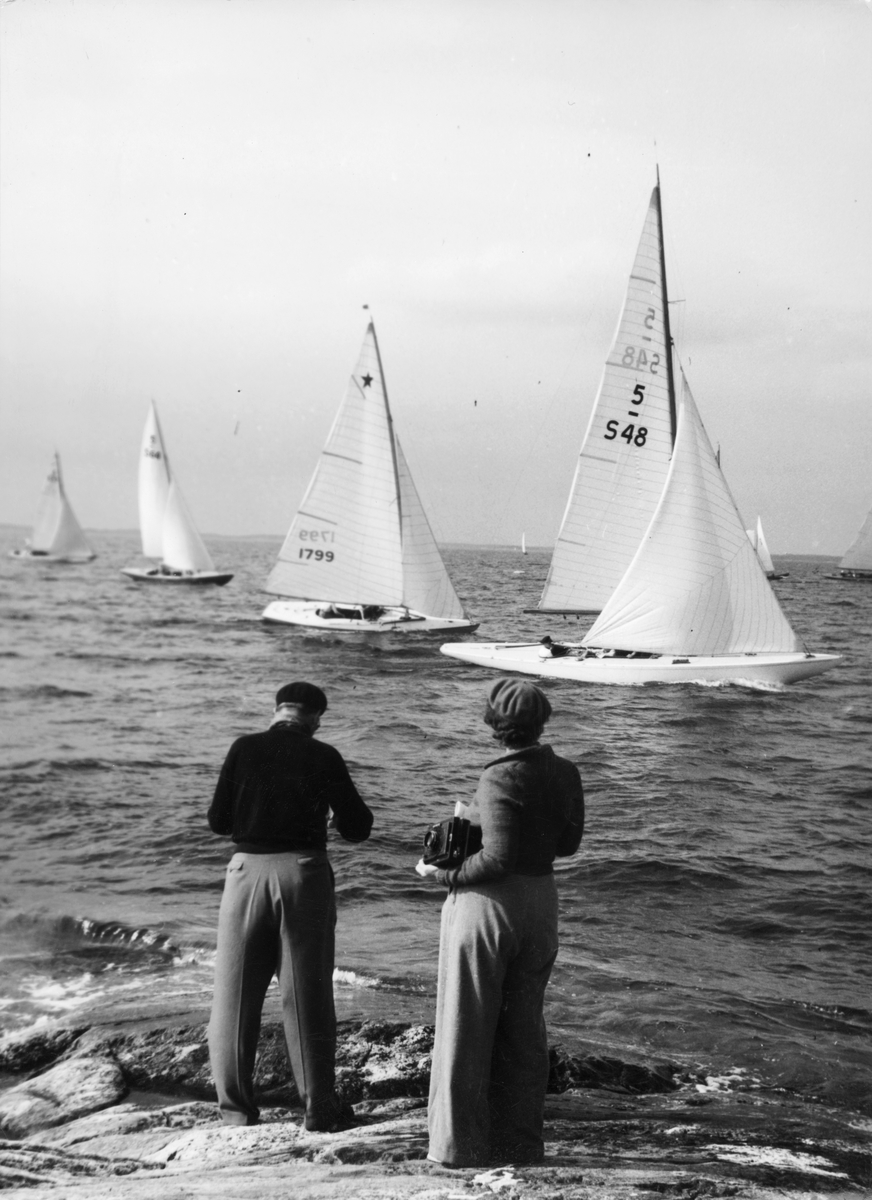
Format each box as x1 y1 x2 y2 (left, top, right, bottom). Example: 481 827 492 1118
441 180 840 688
262 321 477 632
521 533 527 555
121 402 233 586
746 517 788 579
828 507 872 581
9 454 96 563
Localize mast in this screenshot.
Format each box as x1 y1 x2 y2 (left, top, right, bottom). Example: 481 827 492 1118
368 318 404 545
655 167 677 444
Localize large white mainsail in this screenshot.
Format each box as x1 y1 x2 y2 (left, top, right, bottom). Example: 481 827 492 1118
265 321 470 627
838 507 872 576
28 454 95 561
583 374 802 656
538 182 676 614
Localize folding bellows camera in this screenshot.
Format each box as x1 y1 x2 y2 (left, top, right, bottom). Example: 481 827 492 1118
422 817 483 869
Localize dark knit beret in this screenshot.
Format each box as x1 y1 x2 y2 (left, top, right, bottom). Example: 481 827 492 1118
275 681 328 713
487 678 551 724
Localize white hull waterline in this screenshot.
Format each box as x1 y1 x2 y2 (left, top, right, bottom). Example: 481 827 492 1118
263 600 476 632
121 566 233 586
440 641 840 688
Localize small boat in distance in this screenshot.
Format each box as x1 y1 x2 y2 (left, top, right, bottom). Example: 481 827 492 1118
9 453 96 563
121 402 232 586
521 532 527 555
262 321 477 633
441 178 839 688
827 506 872 581
746 517 788 580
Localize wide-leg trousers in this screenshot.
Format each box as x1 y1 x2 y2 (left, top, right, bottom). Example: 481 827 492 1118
208 851 337 1125
428 873 559 1167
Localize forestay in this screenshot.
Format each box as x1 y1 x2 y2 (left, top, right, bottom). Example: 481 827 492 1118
538 185 675 613
583 374 803 656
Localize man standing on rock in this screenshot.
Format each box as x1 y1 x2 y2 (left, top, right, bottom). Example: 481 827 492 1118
207 681 373 1131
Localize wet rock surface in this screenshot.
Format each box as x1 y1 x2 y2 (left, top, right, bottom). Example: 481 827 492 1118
0 1019 869 1197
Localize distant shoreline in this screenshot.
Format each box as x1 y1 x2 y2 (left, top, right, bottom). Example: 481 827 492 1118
0 525 844 559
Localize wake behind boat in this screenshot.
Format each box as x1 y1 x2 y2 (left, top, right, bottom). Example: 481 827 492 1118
9 453 96 563
262 321 477 633
121 402 232 586
441 178 839 689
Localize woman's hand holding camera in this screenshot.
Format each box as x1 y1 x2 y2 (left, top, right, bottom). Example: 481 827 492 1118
415 858 439 878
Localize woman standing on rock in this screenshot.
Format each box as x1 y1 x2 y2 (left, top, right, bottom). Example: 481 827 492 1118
415 678 585 1168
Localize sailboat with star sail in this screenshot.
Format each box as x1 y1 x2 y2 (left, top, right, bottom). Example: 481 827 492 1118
441 180 839 688
262 321 477 632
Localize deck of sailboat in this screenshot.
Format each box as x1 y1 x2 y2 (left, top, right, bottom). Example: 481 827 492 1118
262 599 476 632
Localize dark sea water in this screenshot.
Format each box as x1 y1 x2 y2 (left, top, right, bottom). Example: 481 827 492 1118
1 531 870 1118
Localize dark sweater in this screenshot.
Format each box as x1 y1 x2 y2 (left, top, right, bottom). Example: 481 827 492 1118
437 743 584 888
208 724 373 851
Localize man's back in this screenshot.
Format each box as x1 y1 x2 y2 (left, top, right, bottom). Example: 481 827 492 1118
208 724 372 850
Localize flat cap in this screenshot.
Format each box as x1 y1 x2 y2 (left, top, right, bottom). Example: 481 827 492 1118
275 682 328 713
487 677 551 724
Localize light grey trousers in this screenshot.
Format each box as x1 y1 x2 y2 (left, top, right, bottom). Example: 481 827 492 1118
208 851 337 1125
428 874 559 1167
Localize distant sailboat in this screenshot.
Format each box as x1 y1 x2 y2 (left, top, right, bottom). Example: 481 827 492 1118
262 321 477 632
521 532 527 555
746 517 788 580
829 507 872 581
121 402 232 586
9 453 96 563
441 179 839 688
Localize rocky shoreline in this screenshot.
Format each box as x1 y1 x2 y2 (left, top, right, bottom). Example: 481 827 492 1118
0 1018 869 1197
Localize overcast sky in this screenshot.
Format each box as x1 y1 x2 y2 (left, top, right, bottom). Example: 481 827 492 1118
1 0 870 554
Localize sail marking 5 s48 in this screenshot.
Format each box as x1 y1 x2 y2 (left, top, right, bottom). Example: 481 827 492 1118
539 186 675 613
583 374 802 656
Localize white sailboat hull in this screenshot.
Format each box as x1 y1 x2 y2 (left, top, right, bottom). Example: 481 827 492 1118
9 549 96 563
262 600 477 633
440 641 841 688
121 567 233 586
